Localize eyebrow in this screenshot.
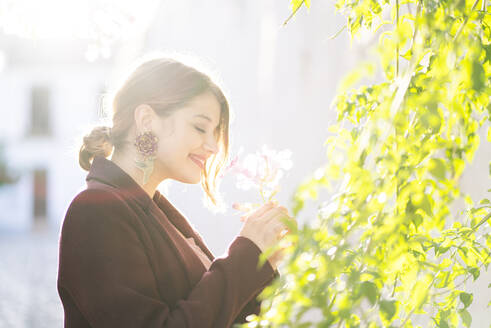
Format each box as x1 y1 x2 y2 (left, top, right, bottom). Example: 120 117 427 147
194 114 212 122
194 114 220 130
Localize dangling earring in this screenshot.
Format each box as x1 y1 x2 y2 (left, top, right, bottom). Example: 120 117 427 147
134 131 159 185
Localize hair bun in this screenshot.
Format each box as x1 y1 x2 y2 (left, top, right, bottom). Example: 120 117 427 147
79 126 114 171
102 126 112 142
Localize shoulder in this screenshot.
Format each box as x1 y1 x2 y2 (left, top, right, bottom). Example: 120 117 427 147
59 189 147 262
69 187 127 209
60 188 144 249
67 187 131 216
63 188 135 229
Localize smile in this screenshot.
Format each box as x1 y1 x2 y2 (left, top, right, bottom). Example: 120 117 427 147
189 155 204 169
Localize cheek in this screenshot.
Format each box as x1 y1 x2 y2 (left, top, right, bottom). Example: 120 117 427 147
182 129 202 148
156 133 191 160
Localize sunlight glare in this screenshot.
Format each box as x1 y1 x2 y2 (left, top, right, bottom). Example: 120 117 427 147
0 0 159 40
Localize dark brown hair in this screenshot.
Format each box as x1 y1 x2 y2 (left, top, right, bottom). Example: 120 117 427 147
79 54 230 211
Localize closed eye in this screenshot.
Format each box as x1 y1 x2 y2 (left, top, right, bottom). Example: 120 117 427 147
195 127 206 134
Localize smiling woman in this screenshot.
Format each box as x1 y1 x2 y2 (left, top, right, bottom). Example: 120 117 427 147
57 53 293 328
79 55 230 210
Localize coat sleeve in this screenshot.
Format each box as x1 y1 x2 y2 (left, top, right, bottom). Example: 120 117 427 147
232 269 280 325
57 189 276 328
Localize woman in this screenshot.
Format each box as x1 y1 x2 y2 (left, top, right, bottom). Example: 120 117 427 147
57 55 296 328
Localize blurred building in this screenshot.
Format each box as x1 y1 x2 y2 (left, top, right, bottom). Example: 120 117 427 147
0 3 358 325
0 0 357 238
0 2 358 325
0 37 112 232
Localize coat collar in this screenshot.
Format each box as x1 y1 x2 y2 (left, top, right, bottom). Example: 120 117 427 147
86 155 153 210
152 190 215 261
86 155 215 261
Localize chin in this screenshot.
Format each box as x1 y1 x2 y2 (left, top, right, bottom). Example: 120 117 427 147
175 173 202 184
182 179 202 185
187 175 201 184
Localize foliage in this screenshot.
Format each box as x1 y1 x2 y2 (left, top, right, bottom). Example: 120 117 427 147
237 0 491 327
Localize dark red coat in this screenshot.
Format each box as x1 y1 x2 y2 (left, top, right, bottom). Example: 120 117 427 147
57 156 278 327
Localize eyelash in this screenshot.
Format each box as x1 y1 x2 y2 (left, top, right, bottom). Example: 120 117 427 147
195 127 206 134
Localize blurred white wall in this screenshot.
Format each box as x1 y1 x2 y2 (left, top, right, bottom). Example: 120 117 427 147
136 0 358 255
0 40 111 231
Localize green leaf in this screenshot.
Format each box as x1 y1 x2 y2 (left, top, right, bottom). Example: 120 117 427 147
428 158 446 180
411 214 423 229
338 293 352 319
410 274 432 310
278 0 491 326
458 308 472 327
360 281 378 305
413 194 433 216
279 214 299 234
438 318 450 328
290 0 304 11
459 292 473 308
453 157 465 177
338 62 375 94
467 267 480 281
471 60 485 91
379 300 397 321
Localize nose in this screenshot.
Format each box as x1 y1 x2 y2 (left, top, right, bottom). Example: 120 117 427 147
204 135 219 155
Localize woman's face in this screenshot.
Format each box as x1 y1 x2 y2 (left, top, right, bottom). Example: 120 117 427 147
152 91 221 184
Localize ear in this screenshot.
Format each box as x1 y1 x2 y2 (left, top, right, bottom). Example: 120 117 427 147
134 104 157 133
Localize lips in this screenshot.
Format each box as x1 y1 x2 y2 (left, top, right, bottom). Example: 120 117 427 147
189 154 205 169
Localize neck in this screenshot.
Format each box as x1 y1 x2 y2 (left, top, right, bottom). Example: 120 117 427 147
110 149 162 200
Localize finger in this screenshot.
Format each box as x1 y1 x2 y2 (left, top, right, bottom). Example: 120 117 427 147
272 222 284 235
278 206 290 216
271 221 291 242
232 202 245 211
240 206 271 222
240 215 250 222
259 208 294 227
244 201 275 221
241 200 284 215
237 202 268 221
232 202 257 213
272 205 291 219
272 216 297 238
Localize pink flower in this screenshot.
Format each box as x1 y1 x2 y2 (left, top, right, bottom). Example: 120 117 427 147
222 144 293 201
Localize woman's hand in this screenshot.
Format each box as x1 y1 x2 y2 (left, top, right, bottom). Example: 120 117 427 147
237 201 297 270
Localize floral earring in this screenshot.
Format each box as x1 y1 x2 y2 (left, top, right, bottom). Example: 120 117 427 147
134 131 159 185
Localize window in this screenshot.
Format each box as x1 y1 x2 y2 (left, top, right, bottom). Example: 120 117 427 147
29 85 52 136
33 168 47 222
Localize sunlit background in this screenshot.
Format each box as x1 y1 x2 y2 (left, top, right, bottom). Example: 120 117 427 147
0 0 489 326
